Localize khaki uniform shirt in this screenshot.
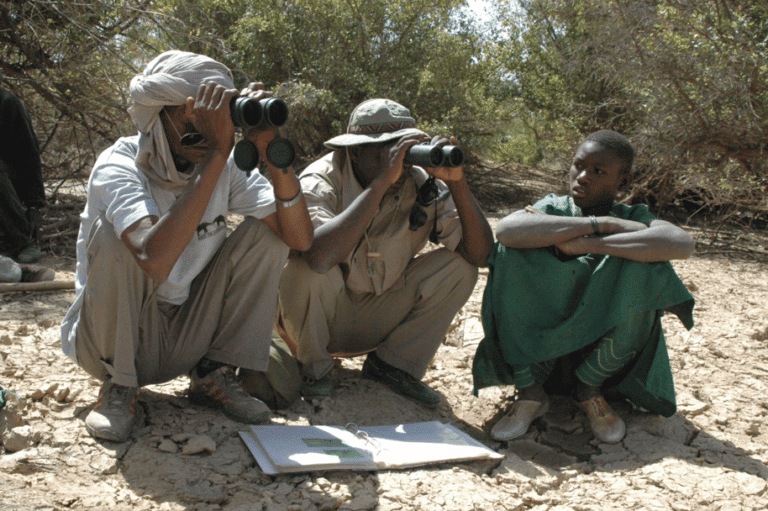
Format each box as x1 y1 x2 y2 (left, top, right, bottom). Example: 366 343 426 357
299 152 463 295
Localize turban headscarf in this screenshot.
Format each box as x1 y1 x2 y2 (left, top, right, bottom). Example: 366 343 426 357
128 50 235 191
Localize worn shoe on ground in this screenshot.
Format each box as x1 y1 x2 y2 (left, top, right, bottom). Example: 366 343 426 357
361 351 440 408
491 398 550 441
189 365 270 424
20 265 55 282
301 372 334 398
576 395 626 444
85 381 139 442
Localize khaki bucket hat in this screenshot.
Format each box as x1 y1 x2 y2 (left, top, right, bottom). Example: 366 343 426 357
324 98 425 150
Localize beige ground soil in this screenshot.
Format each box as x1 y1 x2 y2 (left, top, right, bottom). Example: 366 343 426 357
1 164 767 510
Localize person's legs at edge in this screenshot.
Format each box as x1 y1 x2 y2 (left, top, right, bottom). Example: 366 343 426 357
0 160 34 259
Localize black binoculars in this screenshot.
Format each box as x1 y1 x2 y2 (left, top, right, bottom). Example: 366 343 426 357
230 96 289 129
231 97 295 174
404 145 464 168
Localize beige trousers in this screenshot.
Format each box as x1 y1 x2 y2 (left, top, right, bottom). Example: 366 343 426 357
75 215 289 389
279 248 478 380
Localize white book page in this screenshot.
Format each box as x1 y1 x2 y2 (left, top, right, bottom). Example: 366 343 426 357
245 424 378 472
361 422 503 468
241 422 502 474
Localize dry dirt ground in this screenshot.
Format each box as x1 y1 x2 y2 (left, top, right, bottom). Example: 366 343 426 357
1 165 768 511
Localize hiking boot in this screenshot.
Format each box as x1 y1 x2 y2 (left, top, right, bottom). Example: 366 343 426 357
361 351 440 408
189 365 270 424
20 265 55 282
300 372 334 398
16 241 42 264
85 381 139 442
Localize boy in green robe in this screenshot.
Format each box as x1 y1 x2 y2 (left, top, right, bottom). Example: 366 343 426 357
473 130 695 444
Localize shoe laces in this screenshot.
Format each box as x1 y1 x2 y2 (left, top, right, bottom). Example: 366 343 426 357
103 384 136 414
218 366 248 398
581 397 613 419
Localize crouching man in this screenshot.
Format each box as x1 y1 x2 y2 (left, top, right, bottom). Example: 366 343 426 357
279 99 493 407
60 51 312 442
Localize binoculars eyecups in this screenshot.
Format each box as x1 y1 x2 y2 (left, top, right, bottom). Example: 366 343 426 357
230 97 289 129
234 138 296 173
230 96 294 173
403 145 464 168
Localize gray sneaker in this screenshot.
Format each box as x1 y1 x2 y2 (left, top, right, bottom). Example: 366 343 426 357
85 381 139 442
0 255 21 283
189 365 270 424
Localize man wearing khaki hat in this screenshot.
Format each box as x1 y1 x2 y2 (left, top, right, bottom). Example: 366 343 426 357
279 98 493 407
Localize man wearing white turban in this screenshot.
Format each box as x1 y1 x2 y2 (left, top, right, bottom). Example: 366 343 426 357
60 51 313 442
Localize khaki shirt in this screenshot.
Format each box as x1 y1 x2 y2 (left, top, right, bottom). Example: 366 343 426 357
299 152 463 295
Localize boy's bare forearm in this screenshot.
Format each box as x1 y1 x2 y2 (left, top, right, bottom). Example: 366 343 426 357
564 221 695 262
495 211 593 248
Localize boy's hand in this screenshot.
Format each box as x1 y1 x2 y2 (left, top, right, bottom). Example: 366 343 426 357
556 236 591 256
524 205 545 215
596 216 648 235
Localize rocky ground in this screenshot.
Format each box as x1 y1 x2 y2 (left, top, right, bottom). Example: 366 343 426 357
1 166 767 511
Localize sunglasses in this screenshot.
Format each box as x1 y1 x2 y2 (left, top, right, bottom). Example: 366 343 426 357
163 110 206 147
409 177 439 232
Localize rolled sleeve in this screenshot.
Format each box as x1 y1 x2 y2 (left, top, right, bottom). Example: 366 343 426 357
90 145 159 238
300 173 339 229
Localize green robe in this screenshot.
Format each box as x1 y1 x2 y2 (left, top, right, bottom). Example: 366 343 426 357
472 195 694 417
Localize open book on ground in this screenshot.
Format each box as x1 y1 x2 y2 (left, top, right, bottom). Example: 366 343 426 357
239 421 503 474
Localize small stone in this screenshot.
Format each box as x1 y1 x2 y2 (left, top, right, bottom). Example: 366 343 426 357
3 425 35 452
158 438 179 453
341 492 378 511
44 382 59 396
0 400 26 434
64 386 83 403
29 388 46 401
54 386 71 402
275 483 293 496
677 392 710 416
182 435 216 455
171 432 194 443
